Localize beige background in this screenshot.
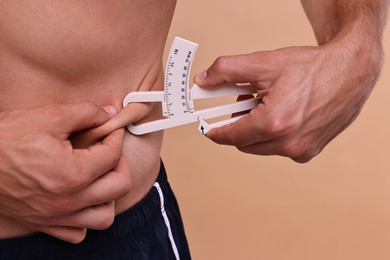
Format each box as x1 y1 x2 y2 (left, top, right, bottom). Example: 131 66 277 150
161 1 390 259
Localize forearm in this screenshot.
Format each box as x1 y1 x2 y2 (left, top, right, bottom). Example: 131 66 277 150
301 0 389 97
301 0 389 45
195 0 389 161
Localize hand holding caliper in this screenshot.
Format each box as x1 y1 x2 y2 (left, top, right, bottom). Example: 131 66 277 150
71 37 259 148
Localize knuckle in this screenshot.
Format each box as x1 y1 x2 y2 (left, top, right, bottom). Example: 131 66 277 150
81 100 98 114
279 139 311 160
213 56 230 72
49 198 78 216
263 120 284 136
292 156 312 164
236 146 250 154
262 116 297 137
94 206 115 230
78 101 101 122
292 146 320 163
46 170 85 195
44 104 67 124
59 164 88 192
100 211 115 230
110 159 131 198
69 230 87 244
113 148 124 162
118 174 132 197
280 143 306 159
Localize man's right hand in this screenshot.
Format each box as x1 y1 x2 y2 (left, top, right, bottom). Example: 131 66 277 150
0 101 131 243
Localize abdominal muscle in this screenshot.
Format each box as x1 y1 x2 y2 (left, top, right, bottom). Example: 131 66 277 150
0 0 176 238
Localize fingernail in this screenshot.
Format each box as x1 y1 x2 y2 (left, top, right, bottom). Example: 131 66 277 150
195 70 207 82
102 105 117 115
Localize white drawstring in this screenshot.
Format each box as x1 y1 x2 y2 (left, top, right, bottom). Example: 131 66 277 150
154 182 180 260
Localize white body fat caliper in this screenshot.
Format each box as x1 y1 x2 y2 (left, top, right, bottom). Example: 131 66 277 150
122 37 260 135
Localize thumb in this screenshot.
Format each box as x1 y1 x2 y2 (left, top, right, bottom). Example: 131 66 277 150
54 102 118 136
194 53 264 88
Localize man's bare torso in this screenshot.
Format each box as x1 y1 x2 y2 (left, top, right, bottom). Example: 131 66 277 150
0 0 176 238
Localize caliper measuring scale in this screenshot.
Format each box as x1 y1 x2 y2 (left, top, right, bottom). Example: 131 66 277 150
123 37 260 135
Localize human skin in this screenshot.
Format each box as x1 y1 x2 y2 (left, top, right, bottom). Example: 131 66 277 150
0 103 129 243
1 0 388 245
0 0 176 243
194 0 389 163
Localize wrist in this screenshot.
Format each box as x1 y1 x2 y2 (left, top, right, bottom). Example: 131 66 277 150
310 29 384 117
323 25 384 83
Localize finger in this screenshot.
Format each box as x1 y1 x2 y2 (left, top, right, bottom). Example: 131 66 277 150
38 226 87 244
40 157 128 232
45 201 116 231
51 101 117 135
194 53 272 88
30 157 128 230
74 155 130 209
236 140 284 156
237 140 313 163
71 128 125 187
70 103 151 149
206 105 271 147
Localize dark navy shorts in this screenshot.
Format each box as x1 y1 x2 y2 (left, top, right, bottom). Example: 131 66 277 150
0 161 191 260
